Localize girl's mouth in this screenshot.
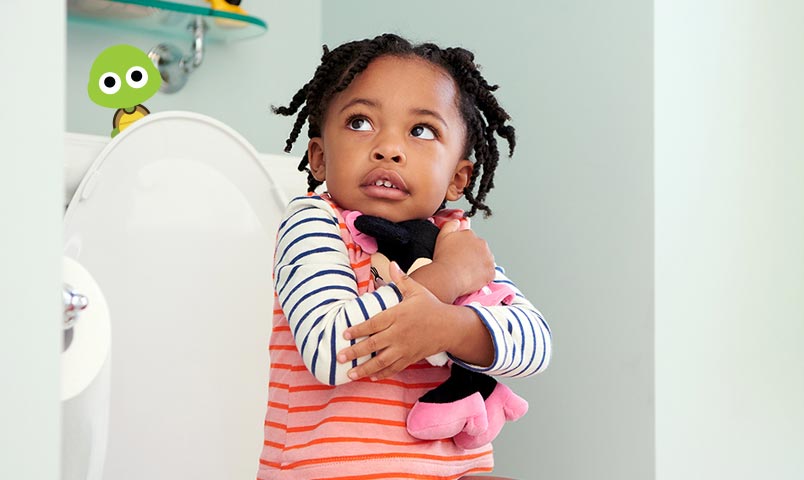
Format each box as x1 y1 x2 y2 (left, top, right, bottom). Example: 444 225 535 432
361 169 409 199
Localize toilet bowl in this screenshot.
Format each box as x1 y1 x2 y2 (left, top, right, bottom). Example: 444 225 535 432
63 112 298 479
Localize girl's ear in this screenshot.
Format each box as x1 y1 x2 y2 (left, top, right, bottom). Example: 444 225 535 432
445 159 473 201
307 138 326 181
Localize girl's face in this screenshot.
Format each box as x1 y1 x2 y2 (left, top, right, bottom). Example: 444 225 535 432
307 55 473 222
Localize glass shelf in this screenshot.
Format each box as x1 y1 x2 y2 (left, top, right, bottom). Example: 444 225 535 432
67 0 268 42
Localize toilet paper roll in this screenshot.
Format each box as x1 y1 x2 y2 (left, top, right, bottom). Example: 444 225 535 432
61 256 111 401
61 256 111 480
62 355 110 480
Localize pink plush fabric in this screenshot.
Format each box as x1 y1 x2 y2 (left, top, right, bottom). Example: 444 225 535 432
342 210 378 254
406 392 488 440
455 282 516 306
453 383 529 450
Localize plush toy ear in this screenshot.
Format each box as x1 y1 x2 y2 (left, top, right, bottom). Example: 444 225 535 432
307 138 326 181
446 159 473 201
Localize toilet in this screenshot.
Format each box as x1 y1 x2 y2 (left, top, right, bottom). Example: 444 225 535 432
63 112 300 479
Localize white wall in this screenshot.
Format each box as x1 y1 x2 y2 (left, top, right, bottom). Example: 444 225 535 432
0 3 64 480
656 2 804 479
323 2 654 479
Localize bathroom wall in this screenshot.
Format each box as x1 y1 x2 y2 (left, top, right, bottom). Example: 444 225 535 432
53 2 804 479
322 2 655 479
656 2 804 479
66 1 323 155
0 3 64 480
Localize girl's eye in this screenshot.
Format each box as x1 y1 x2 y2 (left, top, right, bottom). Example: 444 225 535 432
411 125 436 140
348 117 372 131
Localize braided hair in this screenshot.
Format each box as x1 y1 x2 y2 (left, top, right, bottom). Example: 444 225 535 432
273 33 515 217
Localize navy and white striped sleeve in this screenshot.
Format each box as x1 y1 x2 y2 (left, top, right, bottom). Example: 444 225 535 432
273 196 403 386
449 266 552 378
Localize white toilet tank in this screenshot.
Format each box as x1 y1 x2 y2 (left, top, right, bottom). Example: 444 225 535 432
62 112 303 479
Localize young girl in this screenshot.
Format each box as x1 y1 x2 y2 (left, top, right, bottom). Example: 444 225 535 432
258 33 551 480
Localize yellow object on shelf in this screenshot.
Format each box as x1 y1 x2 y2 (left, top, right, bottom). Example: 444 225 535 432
204 0 247 16
203 0 248 28
67 0 267 41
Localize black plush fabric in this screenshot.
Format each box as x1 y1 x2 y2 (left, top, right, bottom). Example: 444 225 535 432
419 363 498 403
353 215 439 272
352 214 498 404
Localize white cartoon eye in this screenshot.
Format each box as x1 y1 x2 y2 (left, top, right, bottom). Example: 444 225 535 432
126 66 148 89
99 72 121 95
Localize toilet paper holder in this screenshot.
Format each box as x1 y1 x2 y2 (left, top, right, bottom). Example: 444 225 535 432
63 284 89 351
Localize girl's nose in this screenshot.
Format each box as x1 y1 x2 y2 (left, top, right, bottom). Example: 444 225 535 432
371 138 405 164
373 150 405 163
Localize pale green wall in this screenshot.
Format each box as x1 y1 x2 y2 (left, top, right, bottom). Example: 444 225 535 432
66 2 322 153
323 2 654 479
0 3 64 480
46 2 804 479
656 2 804 479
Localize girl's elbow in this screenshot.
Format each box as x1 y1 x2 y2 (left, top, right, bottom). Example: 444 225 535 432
306 363 351 386
311 369 335 386
528 345 553 377
512 343 552 379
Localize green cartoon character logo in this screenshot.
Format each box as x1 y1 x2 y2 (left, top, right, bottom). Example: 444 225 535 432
88 45 162 138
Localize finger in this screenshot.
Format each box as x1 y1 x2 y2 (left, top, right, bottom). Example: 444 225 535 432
369 358 411 381
338 330 388 363
343 312 390 341
389 261 420 297
437 219 461 238
347 350 400 381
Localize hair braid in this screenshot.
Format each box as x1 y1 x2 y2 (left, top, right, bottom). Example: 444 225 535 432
433 45 516 216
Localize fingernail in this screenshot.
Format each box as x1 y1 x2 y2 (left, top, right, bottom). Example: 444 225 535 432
343 331 352 340
348 370 358 380
370 376 378 382
337 353 347 363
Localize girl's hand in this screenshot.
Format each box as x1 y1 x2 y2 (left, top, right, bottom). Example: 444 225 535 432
397 220 495 304
337 262 453 381
428 219 496 297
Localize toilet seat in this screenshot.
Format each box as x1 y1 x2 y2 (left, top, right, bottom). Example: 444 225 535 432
64 112 287 480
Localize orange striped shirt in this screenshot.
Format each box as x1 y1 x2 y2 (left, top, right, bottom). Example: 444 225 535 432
257 195 493 479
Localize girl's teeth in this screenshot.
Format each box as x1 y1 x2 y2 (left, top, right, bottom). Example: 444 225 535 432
374 179 396 189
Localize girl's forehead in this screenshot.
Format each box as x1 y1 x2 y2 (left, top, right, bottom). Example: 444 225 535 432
334 55 460 112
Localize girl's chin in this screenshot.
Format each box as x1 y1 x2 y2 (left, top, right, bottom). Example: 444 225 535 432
359 208 410 223
330 194 434 222
345 203 415 223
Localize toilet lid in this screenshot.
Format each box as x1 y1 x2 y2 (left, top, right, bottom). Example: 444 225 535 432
64 112 288 480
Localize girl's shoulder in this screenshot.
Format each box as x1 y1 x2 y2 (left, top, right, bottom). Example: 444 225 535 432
284 192 340 216
279 193 343 233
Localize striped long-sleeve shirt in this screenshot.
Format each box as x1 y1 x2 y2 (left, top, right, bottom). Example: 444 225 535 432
258 194 551 479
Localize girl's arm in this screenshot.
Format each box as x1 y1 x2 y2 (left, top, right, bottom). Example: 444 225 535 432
339 263 552 381
274 196 402 386
447 265 552 378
